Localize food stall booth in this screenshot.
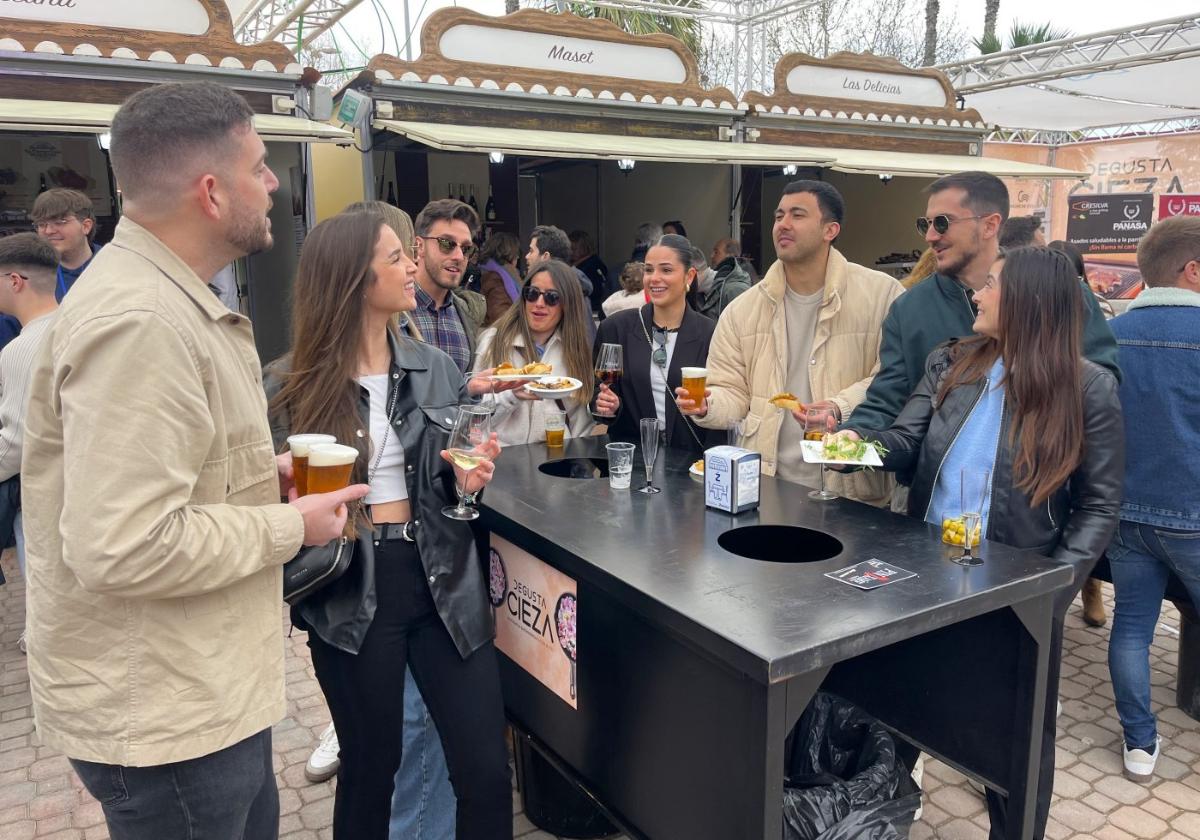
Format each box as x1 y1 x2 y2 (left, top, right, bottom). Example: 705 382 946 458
0 0 353 363
323 9 1082 282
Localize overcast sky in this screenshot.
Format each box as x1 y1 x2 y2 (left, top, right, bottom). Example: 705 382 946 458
328 0 1197 63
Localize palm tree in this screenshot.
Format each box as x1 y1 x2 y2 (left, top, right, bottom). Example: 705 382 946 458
982 0 1000 49
922 0 940 66
506 0 520 14
974 19 1072 54
565 0 703 55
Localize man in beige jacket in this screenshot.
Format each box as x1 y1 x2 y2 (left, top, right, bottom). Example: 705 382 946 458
21 82 367 838
679 180 902 506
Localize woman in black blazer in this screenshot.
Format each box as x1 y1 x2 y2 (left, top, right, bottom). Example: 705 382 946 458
593 235 724 456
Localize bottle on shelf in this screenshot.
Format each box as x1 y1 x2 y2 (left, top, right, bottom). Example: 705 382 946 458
458 183 466 204
484 184 497 222
467 185 478 212
38 173 48 193
385 181 397 206
448 182 454 200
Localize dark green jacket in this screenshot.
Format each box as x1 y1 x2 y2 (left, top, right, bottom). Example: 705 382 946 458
847 271 1121 432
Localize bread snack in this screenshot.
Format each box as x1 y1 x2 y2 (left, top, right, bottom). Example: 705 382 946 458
495 362 517 374
537 378 575 390
768 392 804 412
521 362 553 375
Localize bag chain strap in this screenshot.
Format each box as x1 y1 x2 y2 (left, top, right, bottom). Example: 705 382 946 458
637 312 705 450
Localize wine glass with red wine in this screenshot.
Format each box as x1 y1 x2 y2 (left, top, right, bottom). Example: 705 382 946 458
595 343 623 412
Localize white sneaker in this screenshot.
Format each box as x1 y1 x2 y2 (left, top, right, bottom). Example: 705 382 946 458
305 723 340 783
1123 736 1161 783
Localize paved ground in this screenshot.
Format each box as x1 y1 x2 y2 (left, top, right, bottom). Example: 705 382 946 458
1 549 1197 840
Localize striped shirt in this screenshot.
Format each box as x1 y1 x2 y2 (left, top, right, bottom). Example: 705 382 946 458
0 311 55 481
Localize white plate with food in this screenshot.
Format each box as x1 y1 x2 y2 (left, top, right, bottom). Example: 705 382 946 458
689 459 704 479
489 373 551 382
801 435 885 467
524 377 583 399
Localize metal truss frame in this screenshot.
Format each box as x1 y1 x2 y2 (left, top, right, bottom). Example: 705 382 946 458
987 118 1200 145
938 13 1200 94
235 0 367 51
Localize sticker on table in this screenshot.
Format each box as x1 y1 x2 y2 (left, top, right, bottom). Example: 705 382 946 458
825 559 917 590
489 535 578 709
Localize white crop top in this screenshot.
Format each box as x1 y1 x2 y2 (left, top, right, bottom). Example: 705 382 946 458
358 374 408 504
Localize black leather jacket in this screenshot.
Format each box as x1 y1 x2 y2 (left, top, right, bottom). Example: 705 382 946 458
263 330 493 657
851 342 1124 602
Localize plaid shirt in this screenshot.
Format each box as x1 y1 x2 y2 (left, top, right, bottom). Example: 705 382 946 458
410 285 473 374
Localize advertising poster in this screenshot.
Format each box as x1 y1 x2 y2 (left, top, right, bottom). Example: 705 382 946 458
1159 194 1200 219
1065 193 1153 301
489 535 578 709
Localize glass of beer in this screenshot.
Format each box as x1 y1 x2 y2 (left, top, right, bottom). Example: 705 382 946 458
544 408 566 448
287 433 336 496
680 366 707 409
306 443 359 495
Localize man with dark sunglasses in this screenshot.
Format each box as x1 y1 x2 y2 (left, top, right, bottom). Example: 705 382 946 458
846 171 1119 468
410 199 486 375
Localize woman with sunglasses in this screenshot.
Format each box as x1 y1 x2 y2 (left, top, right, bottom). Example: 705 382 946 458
476 260 595 446
264 209 511 840
834 247 1123 840
593 234 723 455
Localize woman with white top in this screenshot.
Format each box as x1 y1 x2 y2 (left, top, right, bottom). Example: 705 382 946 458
475 259 595 446
593 234 723 456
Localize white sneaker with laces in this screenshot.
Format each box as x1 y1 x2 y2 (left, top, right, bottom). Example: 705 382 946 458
305 723 340 783
1123 736 1161 783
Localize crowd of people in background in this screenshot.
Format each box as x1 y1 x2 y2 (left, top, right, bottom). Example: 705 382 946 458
1 79 1197 840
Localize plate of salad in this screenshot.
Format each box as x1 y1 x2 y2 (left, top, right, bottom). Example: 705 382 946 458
801 434 885 467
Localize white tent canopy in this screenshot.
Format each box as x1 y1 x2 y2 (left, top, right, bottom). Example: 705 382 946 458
939 14 1200 136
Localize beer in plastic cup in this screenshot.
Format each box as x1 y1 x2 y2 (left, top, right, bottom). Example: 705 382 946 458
680 366 707 408
544 408 566 447
287 434 337 496
306 443 359 495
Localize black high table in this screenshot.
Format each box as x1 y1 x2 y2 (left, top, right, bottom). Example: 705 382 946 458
480 438 1073 840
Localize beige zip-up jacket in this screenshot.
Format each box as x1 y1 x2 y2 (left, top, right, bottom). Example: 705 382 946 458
21 218 305 766
695 249 903 506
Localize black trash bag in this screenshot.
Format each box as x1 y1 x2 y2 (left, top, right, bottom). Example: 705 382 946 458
782 692 922 840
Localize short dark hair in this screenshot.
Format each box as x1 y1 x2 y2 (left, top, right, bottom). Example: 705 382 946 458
0 233 60 295
1047 239 1086 278
479 230 521 266
414 198 479 238
781 179 844 225
663 220 688 238
531 225 571 262
1137 216 1200 288
927 171 1010 222
652 233 696 271
568 229 594 255
618 261 644 294
110 82 256 203
1000 215 1043 249
31 188 95 227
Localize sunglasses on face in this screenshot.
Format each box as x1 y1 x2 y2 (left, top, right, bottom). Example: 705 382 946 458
421 235 477 261
522 286 561 306
915 214 985 236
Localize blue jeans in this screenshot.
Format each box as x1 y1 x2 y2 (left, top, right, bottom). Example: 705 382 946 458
1107 520 1200 749
70 728 278 839
389 667 457 839
14 510 24 578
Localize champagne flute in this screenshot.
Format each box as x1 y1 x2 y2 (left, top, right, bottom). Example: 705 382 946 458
442 405 493 521
804 408 837 501
595 343 623 414
955 467 991 566
638 417 662 494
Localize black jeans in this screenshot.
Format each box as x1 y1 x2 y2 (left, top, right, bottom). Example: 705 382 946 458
70 729 277 840
308 539 511 840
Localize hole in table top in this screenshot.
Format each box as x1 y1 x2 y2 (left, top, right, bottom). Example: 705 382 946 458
718 525 843 564
538 458 610 480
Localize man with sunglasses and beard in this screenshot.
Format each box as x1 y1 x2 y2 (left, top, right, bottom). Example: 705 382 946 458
846 171 1120 484
409 199 487 376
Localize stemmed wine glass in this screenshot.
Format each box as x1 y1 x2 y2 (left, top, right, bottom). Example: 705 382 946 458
442 405 493 521
804 408 838 501
594 343 623 414
954 467 991 566
638 417 662 494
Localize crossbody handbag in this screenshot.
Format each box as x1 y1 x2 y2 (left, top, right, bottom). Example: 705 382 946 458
283 375 400 605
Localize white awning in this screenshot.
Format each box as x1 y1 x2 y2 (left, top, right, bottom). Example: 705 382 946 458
374 120 836 166
0 98 354 143
376 119 1084 178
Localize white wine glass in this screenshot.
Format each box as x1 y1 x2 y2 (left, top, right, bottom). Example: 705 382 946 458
804 408 837 501
442 405 493 521
954 467 991 566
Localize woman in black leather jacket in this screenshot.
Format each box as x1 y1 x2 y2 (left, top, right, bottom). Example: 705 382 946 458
839 246 1124 840
264 210 511 840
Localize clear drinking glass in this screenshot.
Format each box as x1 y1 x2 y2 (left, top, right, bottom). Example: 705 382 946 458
804 408 837 501
605 442 635 490
442 405 494 521
594 343 623 415
638 418 662 495
544 408 566 448
955 467 991 566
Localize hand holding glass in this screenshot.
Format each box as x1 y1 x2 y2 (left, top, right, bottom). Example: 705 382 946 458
594 343 623 416
305 443 359 495
442 405 494 521
287 434 337 496
804 409 837 501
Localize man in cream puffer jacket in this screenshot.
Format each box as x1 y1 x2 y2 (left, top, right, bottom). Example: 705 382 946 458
686 180 902 506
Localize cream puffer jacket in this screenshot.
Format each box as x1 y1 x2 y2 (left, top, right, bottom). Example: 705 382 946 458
695 249 903 506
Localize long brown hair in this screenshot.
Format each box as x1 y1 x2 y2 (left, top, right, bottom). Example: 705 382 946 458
937 247 1086 505
484 260 593 407
270 210 388 489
